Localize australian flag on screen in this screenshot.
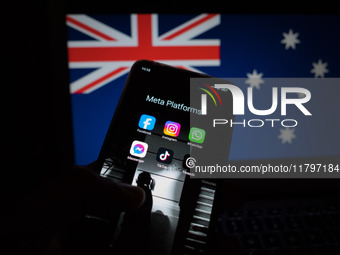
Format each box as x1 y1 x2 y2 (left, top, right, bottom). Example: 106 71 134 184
66 14 340 165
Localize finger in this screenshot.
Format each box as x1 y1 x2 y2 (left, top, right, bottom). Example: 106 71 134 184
72 166 145 212
86 160 102 173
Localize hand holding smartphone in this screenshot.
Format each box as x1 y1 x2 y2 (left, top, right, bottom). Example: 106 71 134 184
96 60 233 255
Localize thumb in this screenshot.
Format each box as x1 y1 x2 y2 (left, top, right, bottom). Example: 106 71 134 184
72 166 146 212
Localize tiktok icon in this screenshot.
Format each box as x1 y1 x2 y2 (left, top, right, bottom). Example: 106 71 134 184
156 147 174 164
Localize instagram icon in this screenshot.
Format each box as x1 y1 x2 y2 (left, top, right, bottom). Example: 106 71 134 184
164 121 181 137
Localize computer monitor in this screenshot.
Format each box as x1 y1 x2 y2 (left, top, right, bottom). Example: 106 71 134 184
66 13 340 165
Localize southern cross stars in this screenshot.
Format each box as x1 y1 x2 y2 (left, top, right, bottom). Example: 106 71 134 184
281 29 300 50
278 127 296 144
311 59 329 78
245 69 264 89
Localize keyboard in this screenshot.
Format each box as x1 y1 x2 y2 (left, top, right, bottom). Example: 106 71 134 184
217 202 339 255
100 164 340 254
182 180 216 255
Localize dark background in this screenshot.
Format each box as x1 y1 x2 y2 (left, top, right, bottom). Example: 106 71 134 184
3 1 339 253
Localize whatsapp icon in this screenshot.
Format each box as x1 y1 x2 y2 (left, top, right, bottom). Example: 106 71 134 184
188 127 206 144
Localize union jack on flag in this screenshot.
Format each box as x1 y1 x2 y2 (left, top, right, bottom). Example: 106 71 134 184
67 14 221 94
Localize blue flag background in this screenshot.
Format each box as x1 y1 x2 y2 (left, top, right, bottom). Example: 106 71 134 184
67 14 340 165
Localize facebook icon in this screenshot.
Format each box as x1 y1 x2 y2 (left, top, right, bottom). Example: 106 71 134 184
138 114 156 130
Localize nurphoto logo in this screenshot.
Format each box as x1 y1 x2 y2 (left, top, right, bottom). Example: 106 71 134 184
201 84 311 116
200 83 312 128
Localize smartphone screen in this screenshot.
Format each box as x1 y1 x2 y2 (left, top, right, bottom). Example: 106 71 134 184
97 60 233 254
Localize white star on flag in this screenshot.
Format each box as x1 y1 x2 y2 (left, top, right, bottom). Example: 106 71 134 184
278 127 296 144
245 69 264 89
311 59 329 78
281 29 300 50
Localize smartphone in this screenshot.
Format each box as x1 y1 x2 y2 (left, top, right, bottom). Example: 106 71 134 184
96 60 233 255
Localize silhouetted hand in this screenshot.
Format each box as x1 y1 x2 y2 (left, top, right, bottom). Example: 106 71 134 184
3 162 145 254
